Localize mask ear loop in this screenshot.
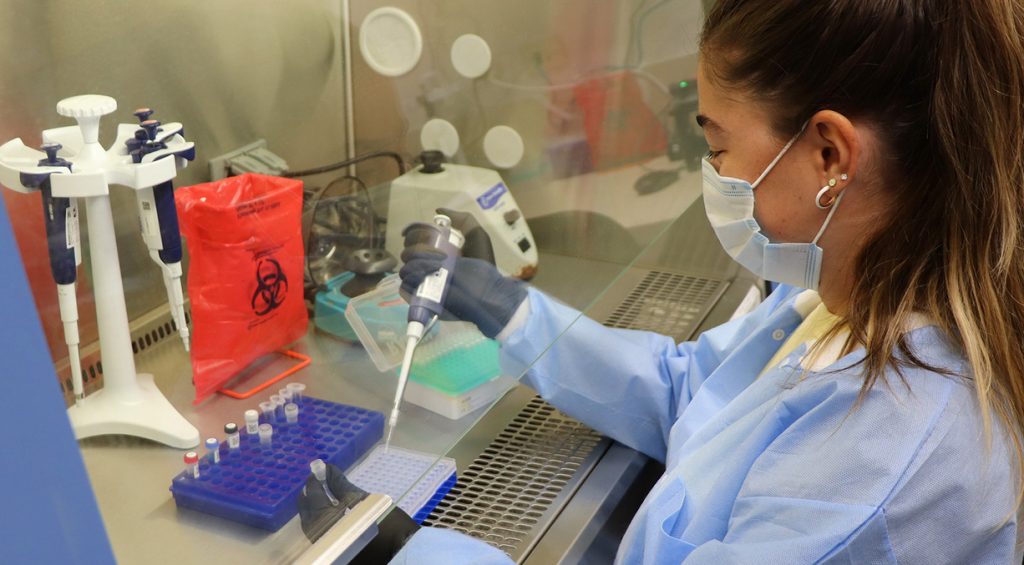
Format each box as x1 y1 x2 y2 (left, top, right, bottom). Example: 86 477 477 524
750 121 810 189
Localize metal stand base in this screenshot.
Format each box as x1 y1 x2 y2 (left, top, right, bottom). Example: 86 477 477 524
67 373 198 448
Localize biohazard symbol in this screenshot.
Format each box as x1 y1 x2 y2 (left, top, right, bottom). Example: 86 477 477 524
251 258 288 316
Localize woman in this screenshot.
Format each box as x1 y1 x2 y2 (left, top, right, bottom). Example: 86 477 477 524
303 1 1024 562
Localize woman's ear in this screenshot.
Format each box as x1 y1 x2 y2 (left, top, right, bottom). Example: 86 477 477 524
809 109 860 202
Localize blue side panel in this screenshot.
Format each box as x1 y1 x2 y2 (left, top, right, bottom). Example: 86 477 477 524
0 198 116 563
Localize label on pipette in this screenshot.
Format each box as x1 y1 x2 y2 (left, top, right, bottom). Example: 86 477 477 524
65 205 80 249
416 267 449 304
139 197 159 239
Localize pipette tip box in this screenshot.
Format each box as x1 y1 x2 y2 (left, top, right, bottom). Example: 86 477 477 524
169 397 383 531
348 445 457 524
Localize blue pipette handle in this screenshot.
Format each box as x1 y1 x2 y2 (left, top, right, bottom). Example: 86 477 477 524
152 180 182 264
401 216 464 326
41 183 77 284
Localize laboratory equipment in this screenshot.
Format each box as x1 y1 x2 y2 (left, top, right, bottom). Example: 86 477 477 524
184 452 199 479
345 274 506 420
314 248 398 342
348 445 457 524
385 214 465 449
244 410 259 435
280 387 294 404
169 396 383 531
21 143 83 406
285 403 299 423
385 151 538 280
310 459 341 507
205 438 221 464
258 423 273 447
0 94 198 448
127 112 192 352
225 423 240 449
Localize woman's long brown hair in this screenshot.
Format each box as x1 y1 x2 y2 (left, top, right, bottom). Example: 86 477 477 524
702 0 1024 503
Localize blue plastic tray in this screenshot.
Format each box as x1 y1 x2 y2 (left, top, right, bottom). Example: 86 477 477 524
170 397 383 531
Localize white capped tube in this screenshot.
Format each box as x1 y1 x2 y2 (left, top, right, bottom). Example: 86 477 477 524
243 407 260 433
244 410 259 434
285 402 299 423
280 388 294 404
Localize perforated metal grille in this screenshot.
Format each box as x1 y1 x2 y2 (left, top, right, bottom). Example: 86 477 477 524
423 397 604 558
603 271 723 340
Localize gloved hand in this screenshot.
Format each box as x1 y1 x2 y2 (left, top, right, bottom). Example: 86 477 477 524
435 207 496 265
297 462 420 564
399 253 527 339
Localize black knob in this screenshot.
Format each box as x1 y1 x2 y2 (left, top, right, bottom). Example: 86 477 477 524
140 119 161 141
133 107 154 122
40 142 62 164
419 150 446 174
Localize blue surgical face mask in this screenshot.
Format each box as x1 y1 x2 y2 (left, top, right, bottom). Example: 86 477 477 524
701 127 844 290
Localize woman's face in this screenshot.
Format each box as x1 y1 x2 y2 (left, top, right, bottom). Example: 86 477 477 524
697 60 836 245
697 57 890 310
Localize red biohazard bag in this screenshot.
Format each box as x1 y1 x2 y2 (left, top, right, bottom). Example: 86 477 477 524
176 173 308 403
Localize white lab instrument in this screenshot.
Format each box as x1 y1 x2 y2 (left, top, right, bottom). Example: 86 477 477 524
0 94 198 448
385 154 538 279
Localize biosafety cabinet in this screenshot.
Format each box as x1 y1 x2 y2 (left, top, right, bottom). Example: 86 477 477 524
1 1 753 562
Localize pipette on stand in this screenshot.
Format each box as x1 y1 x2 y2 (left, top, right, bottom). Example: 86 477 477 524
22 144 82 404
384 214 464 450
127 111 194 352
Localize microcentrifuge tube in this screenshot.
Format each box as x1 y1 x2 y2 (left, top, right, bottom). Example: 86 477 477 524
184 451 199 478
205 438 221 464
270 394 284 419
280 388 294 404
259 401 275 423
285 402 299 423
287 382 306 404
258 423 273 446
224 423 240 449
310 459 340 507
244 410 259 434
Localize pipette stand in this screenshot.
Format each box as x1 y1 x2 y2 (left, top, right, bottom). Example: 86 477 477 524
0 95 199 448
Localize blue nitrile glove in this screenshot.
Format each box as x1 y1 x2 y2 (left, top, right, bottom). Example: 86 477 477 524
399 253 527 339
297 462 420 563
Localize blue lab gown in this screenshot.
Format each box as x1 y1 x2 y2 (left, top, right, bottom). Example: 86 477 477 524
390 285 1020 563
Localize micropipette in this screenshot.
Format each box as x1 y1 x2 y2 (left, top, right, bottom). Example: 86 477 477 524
128 111 192 352
23 144 82 404
310 459 340 507
385 214 464 450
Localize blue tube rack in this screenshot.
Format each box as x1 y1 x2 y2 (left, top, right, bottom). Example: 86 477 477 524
170 397 383 531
